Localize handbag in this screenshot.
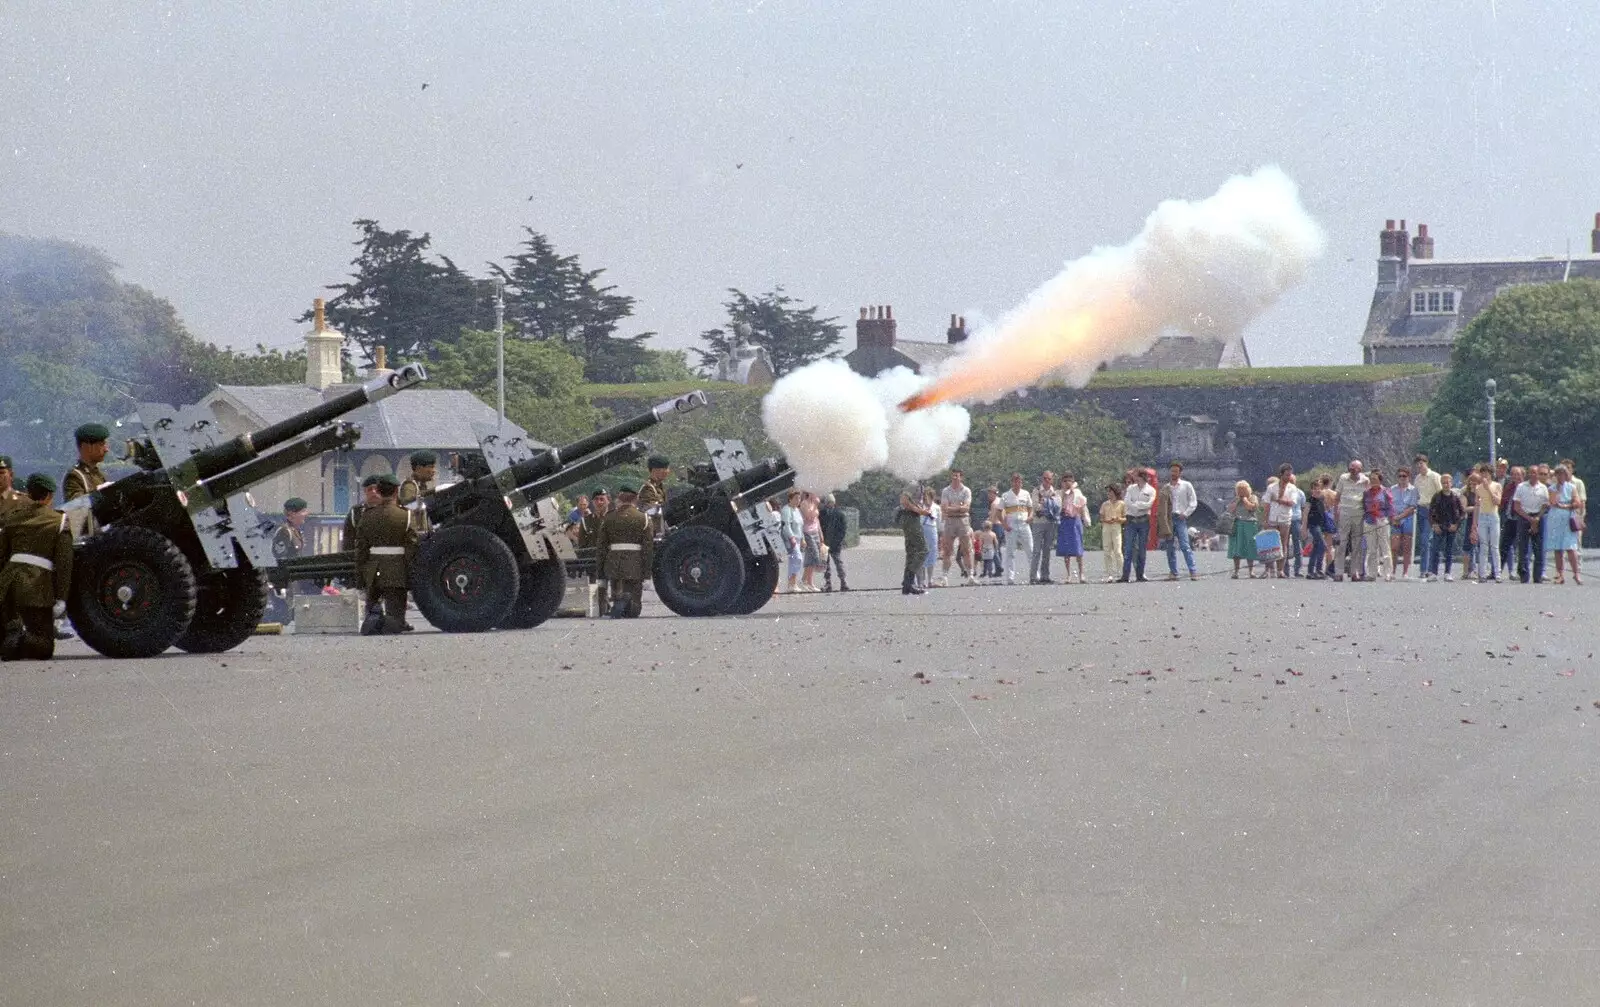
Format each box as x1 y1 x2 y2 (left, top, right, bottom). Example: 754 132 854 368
1215 507 1236 537
1573 515 1585 533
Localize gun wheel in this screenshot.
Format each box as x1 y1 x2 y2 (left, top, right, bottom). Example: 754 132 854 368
652 525 745 617
411 525 518 632
723 552 780 615
67 526 198 659
499 559 566 630
175 566 269 654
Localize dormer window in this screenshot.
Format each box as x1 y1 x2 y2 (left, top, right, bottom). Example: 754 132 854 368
1411 288 1458 315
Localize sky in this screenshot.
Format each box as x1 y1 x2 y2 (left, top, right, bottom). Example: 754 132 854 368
5 0 1600 368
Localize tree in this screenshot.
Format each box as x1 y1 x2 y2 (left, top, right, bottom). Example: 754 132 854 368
491 229 652 383
953 407 1137 505
1420 279 1600 476
305 219 488 368
427 328 599 445
695 287 843 377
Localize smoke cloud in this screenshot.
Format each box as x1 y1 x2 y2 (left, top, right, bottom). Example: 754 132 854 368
761 166 1320 490
760 360 970 492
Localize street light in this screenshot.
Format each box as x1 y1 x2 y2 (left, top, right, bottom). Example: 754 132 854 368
1484 378 1497 467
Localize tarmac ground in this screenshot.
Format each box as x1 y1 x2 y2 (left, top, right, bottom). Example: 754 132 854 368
3 540 1599 1006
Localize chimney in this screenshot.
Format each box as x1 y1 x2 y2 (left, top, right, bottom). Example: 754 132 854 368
855 304 897 350
946 313 968 345
1592 211 1599 255
1411 223 1434 260
1397 219 1410 263
1379 218 1399 259
1377 218 1409 289
304 297 344 390
372 345 391 375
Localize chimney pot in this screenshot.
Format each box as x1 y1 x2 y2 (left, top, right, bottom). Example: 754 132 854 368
885 305 893 319
1385 219 1396 230
1592 212 1600 255
950 313 957 327
313 297 326 333
859 307 868 319
1418 223 1428 237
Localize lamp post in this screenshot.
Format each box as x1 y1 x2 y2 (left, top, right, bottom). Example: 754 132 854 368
1484 378 1497 467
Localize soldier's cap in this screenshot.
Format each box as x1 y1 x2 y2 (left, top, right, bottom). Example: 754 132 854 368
283 497 309 513
409 450 437 467
591 486 609 497
360 474 384 488
0 455 11 470
74 422 111 444
647 455 670 470
615 485 637 496
374 473 400 492
24 473 56 496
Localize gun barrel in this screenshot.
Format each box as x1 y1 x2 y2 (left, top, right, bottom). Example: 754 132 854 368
250 364 427 457
195 423 361 504
511 438 649 506
726 460 797 512
501 390 708 489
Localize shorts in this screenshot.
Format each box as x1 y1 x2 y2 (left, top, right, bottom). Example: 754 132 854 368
941 517 972 540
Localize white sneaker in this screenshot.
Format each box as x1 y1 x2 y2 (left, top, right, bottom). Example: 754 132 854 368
1444 574 1454 582
936 576 948 588
1425 574 1436 582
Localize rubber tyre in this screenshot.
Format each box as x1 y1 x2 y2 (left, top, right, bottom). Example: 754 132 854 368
652 525 746 617
498 560 567 630
410 525 518 632
67 526 198 659
175 567 269 654
724 552 779 616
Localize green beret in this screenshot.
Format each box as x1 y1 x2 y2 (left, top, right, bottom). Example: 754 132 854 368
0 455 11 470
360 474 383 488
591 486 609 497
409 450 437 467
75 423 110 444
614 485 637 496
647 456 669 470
283 497 309 513
374 474 400 492
25 473 56 495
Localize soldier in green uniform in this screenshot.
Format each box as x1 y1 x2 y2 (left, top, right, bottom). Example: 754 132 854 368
637 455 671 538
0 456 26 521
0 474 74 661
898 480 929 596
398 450 437 534
355 474 416 635
575 487 610 616
64 423 111 502
271 497 322 599
341 474 384 553
596 485 653 618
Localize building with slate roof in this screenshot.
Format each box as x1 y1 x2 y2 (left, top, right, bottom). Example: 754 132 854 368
197 308 503 529
1362 214 1600 365
844 306 968 377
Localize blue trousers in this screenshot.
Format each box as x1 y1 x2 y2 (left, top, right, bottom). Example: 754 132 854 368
1428 528 1456 576
1164 517 1196 575
1121 517 1149 580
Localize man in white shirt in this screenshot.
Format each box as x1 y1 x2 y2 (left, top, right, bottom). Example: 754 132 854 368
1159 462 1199 581
1265 463 1302 579
1512 468 1551 584
937 470 975 586
1412 454 1444 576
998 473 1034 585
1332 460 1370 582
1030 471 1062 584
1120 470 1157 583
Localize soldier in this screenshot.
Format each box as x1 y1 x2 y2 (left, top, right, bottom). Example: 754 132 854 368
596 485 653 618
64 423 111 501
575 487 610 615
0 474 74 661
637 455 671 537
341 474 384 553
271 497 322 599
398 450 437 534
0 456 26 521
355 474 416 635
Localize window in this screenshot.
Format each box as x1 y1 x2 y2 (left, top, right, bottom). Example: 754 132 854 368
1411 288 1458 315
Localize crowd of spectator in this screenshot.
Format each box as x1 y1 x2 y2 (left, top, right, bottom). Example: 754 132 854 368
888 454 1588 591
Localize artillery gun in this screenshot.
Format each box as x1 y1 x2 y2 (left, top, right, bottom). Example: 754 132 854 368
273 390 709 632
650 438 796 617
64 365 427 658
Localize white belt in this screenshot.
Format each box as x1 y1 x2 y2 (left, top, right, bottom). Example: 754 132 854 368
609 543 642 551
370 546 406 555
8 553 53 571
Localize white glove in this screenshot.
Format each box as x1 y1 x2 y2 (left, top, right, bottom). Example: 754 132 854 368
53 600 67 619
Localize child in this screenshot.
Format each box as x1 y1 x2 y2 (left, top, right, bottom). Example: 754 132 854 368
1099 484 1126 583
979 522 1000 580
